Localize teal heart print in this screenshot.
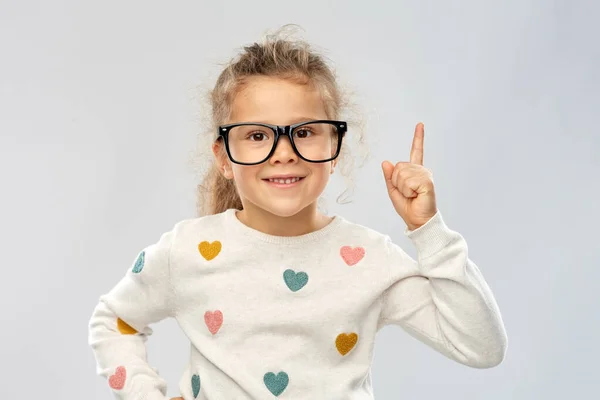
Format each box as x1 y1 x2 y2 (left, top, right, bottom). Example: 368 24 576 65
191 374 201 397
283 269 308 292
264 371 289 396
132 251 145 273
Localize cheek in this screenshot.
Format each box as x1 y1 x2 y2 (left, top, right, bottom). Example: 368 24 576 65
310 164 333 184
230 165 260 194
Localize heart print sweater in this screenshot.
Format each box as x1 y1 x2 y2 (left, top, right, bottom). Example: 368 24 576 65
88 208 507 399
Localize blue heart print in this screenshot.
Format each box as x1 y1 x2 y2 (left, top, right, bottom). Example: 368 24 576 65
283 269 308 292
132 251 145 273
191 374 201 397
264 371 289 396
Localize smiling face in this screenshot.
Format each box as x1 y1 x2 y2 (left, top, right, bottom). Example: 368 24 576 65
213 75 336 220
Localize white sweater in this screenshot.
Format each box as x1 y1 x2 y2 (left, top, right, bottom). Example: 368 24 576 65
88 208 507 399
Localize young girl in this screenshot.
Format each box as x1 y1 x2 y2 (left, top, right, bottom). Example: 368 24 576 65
88 31 507 400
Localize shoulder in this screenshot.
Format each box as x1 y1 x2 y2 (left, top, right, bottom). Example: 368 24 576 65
166 209 234 239
333 214 396 251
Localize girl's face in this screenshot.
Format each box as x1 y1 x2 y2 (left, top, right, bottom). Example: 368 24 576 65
214 76 335 219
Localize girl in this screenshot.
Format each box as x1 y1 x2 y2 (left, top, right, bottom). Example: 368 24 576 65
88 31 507 400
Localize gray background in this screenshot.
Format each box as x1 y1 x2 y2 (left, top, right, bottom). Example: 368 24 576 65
1 0 598 398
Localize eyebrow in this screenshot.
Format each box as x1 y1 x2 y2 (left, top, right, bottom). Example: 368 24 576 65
290 117 323 124
242 117 324 125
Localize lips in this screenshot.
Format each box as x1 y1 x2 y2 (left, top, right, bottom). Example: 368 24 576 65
266 177 303 184
262 175 306 186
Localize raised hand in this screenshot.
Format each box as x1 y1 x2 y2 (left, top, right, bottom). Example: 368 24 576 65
382 122 438 231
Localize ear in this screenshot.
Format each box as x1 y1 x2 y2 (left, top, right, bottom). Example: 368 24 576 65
330 159 337 174
212 141 234 180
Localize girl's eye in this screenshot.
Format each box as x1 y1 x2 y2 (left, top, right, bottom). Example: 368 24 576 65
248 132 268 141
294 129 312 138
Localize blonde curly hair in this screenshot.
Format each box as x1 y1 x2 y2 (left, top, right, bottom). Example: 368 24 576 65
192 25 369 216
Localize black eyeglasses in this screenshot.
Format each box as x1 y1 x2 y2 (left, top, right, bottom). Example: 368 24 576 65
216 120 347 165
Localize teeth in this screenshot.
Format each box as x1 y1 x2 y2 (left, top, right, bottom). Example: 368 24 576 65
268 177 301 184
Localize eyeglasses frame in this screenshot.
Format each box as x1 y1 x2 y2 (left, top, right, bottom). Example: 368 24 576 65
216 120 347 165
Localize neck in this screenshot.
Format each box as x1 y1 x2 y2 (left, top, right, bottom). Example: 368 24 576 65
236 202 331 237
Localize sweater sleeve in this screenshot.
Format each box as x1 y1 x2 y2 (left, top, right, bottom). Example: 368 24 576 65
88 229 176 400
377 210 508 368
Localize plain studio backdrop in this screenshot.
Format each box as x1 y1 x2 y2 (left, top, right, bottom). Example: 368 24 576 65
1 0 598 398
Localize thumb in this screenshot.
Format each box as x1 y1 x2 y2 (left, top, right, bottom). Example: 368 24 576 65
381 161 395 192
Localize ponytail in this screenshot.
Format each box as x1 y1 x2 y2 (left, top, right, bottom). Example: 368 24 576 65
198 163 243 216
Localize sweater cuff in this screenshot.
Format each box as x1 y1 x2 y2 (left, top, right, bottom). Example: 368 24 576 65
404 210 455 260
129 375 169 400
134 390 169 400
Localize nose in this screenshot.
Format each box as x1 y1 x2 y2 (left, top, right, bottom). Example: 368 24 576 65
269 135 298 165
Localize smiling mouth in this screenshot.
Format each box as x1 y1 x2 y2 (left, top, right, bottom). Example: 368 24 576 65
264 177 305 185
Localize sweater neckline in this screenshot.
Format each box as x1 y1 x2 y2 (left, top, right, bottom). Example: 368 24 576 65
223 208 344 245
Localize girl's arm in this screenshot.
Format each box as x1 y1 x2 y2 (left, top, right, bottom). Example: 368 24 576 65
88 229 176 399
377 211 508 368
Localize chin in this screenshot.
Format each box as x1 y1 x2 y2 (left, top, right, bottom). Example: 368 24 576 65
249 198 314 219
262 203 310 218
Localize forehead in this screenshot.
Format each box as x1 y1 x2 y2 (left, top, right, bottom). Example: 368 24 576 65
229 76 328 125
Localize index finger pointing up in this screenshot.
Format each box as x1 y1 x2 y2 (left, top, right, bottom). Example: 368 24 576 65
410 122 424 165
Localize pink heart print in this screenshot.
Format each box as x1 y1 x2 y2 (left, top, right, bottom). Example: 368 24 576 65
204 310 223 335
108 366 126 390
340 246 365 266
